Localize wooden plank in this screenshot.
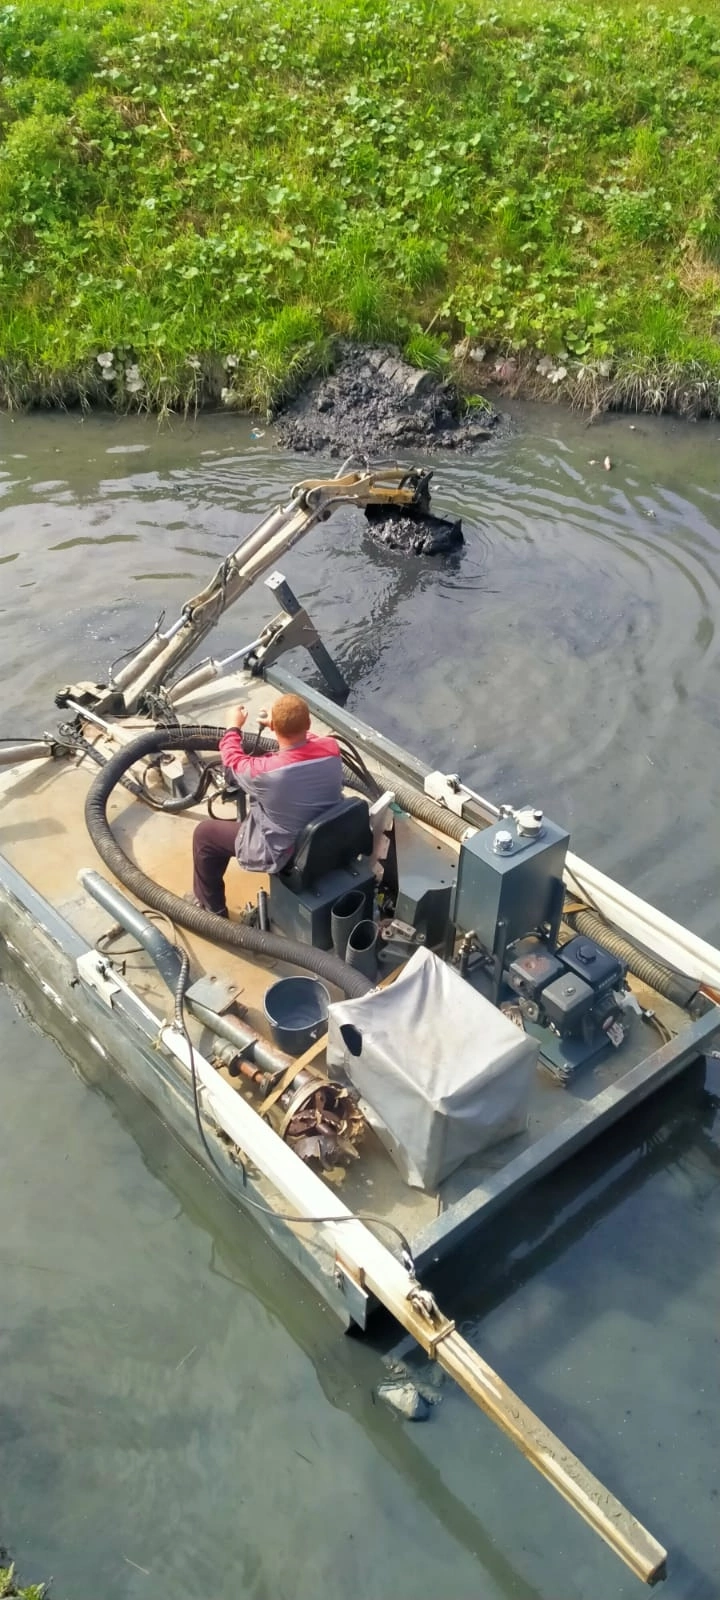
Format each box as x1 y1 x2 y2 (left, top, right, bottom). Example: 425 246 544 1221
159 1017 668 1586
260 1032 328 1118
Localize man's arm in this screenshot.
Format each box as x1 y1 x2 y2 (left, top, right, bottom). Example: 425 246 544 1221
218 726 281 783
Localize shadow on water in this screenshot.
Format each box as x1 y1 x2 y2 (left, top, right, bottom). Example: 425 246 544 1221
431 1059 720 1327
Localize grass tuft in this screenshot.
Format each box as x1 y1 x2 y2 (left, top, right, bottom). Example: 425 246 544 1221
2 0 720 413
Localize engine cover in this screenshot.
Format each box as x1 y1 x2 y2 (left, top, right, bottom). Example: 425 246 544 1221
560 936 624 997
507 947 565 1002
541 973 595 1035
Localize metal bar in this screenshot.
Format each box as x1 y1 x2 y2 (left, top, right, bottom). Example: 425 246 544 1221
411 1006 720 1270
433 1328 666 1585
262 572 349 701
166 636 265 704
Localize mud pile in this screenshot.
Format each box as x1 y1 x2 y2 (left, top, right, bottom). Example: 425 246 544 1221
275 343 498 456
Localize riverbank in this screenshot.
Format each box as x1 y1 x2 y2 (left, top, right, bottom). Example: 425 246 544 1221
2 0 720 417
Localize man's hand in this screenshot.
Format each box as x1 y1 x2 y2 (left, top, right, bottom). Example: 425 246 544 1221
230 705 248 730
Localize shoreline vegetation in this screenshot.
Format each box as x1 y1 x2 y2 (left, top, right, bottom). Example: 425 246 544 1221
2 0 720 418
0 1554 47 1600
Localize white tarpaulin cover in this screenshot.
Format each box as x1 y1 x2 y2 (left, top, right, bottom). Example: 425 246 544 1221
327 948 536 1190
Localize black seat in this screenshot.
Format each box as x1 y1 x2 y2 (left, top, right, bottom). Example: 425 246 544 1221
280 796 373 893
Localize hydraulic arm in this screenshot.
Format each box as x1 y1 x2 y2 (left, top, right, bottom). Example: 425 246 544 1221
57 460 432 716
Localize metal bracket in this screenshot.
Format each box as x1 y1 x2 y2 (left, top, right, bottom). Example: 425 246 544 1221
76 950 121 1007
333 1258 370 1328
185 973 242 1015
245 572 349 702
424 770 473 817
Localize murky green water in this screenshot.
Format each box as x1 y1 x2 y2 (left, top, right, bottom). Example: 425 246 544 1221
1 405 719 1598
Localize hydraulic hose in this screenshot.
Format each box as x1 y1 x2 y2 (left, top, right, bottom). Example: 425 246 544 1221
385 779 469 843
569 908 699 1010
84 725 372 998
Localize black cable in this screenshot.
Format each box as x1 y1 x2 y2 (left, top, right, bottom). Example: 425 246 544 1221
108 610 165 683
0 735 48 742
173 960 416 1272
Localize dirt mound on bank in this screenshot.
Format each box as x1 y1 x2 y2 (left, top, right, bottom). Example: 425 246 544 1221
275 343 498 456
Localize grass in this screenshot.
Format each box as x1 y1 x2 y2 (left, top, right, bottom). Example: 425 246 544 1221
0 1556 47 1600
2 0 720 413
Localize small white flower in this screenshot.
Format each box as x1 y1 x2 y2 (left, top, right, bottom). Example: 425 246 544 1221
126 376 144 393
97 351 115 368
125 363 141 381
224 353 239 369
186 356 201 369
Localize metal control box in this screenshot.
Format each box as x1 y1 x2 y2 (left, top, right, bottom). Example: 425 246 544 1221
453 813 569 953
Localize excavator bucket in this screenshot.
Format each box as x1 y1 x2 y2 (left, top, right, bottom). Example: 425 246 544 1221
363 501 464 556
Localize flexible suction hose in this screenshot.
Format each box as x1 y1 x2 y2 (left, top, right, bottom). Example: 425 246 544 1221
386 780 469 842
84 726 372 999
569 909 699 1009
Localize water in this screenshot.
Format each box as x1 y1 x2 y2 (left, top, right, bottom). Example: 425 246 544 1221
1 405 719 1598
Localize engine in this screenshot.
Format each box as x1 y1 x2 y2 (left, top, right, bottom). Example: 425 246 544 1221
452 805 629 1071
507 935 626 1047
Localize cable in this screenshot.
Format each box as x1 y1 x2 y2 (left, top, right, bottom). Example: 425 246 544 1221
108 610 165 683
642 1010 673 1045
173 959 416 1272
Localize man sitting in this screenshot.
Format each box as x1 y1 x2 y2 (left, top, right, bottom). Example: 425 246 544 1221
191 692 343 917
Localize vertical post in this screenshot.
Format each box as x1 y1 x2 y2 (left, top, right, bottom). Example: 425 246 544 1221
264 571 349 702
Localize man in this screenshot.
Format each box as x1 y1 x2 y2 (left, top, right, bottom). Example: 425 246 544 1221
191 692 343 917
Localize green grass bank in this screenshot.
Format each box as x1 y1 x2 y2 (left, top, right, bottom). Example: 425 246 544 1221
2 0 720 415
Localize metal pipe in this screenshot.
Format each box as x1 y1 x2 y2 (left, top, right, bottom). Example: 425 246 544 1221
78 869 184 992
0 741 52 766
64 701 119 736
110 632 169 690
185 997 291 1075
167 635 265 704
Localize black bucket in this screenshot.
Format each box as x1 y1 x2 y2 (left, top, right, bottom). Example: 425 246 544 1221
263 976 331 1058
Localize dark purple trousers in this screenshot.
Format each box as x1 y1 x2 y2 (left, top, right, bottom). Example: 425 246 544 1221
192 817 240 915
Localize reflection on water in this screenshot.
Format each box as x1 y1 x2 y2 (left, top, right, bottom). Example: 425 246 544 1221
1 404 719 1598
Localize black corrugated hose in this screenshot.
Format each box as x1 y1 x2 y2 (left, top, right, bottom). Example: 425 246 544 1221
84 725 373 999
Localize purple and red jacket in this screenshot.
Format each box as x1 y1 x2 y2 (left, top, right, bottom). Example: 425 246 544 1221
218 729 343 873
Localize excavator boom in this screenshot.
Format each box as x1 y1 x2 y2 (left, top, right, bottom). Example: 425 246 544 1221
56 461 432 716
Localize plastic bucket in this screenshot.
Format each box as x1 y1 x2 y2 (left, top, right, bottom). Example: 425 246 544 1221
263 976 331 1058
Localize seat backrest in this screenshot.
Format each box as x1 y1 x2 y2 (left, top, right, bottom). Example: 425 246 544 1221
281 796 373 892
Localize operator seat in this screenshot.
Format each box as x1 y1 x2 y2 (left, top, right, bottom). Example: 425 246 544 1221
269 795 375 949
